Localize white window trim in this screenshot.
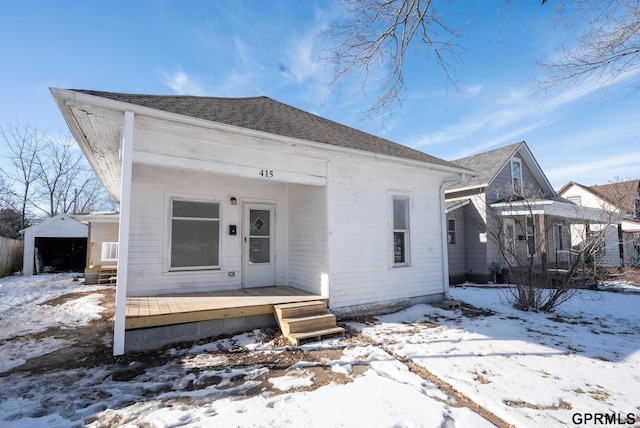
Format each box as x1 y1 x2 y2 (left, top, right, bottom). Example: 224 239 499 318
504 219 516 263
101 242 119 262
511 158 523 194
167 197 222 272
392 195 411 267
448 219 456 245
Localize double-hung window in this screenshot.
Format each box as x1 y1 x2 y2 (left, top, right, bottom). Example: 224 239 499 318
170 200 220 270
101 242 119 262
448 219 456 245
393 197 410 266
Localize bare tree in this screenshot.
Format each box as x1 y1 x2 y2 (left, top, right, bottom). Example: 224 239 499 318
0 121 44 230
1 121 116 223
324 0 468 116
485 184 617 312
34 136 99 216
325 0 640 115
537 1 640 92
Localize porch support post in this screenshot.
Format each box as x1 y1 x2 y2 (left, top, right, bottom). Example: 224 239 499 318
113 110 134 356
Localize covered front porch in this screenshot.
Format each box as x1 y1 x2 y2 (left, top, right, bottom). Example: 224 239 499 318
125 286 323 330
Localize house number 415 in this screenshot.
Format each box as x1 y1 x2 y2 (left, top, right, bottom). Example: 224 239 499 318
259 169 274 178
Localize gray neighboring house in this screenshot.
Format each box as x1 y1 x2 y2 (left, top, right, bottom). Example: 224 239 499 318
445 141 604 284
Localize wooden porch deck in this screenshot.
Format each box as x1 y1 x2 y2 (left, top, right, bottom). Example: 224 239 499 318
125 286 323 330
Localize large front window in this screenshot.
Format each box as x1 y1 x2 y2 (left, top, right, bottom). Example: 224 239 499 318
170 200 220 269
393 197 410 265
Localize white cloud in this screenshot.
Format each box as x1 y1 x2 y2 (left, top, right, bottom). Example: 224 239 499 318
160 69 205 96
546 151 640 186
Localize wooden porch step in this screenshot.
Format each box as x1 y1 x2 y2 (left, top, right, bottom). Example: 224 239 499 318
289 326 347 342
98 265 117 285
274 300 345 345
283 313 337 334
274 300 328 319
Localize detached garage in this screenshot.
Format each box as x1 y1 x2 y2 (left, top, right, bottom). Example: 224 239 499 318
21 213 88 276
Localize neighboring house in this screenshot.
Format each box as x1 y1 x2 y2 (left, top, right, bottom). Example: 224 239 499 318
51 88 472 355
72 212 120 284
445 141 605 284
20 213 88 276
557 180 640 266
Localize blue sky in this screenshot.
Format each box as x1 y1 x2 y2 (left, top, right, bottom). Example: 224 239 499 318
1 0 638 189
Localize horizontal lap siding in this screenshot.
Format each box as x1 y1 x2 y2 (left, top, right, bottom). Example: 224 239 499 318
328 160 445 309
88 223 119 267
446 208 466 277
126 164 285 296
288 184 326 295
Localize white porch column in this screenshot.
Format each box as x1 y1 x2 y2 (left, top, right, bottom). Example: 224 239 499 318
113 110 134 356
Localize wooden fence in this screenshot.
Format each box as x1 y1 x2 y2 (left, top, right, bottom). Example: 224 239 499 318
0 236 23 277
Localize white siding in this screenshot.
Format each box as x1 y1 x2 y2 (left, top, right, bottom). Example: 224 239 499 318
326 159 446 310
288 184 327 295
559 183 625 266
126 164 288 296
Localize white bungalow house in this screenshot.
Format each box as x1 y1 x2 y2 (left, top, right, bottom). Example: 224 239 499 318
51 88 472 355
557 180 640 266
445 141 606 284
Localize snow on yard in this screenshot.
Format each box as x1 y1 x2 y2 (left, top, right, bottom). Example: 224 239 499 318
0 273 109 373
0 273 639 427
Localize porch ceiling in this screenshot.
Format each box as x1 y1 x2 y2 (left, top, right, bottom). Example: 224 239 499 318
490 199 614 223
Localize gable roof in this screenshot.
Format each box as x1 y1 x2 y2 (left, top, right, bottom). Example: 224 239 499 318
558 180 639 217
19 213 88 237
445 141 555 197
589 180 639 217
68 90 459 169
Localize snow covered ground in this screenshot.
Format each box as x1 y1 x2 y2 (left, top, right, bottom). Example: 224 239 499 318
0 274 639 427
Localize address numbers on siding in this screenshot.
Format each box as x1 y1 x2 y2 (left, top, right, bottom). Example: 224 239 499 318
259 169 274 178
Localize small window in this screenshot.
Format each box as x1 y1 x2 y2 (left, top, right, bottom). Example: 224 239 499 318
101 242 119 262
448 219 456 245
170 200 220 270
511 158 522 194
567 196 581 205
393 197 410 265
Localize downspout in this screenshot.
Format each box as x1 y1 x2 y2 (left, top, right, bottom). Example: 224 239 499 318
440 173 466 299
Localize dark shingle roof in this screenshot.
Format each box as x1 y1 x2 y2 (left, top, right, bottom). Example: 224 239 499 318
447 142 524 190
589 180 639 216
74 90 459 169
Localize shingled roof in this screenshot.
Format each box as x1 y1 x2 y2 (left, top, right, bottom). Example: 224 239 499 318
589 180 640 217
73 90 459 169
446 142 524 191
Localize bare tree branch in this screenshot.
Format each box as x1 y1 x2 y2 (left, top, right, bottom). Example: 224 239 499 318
324 0 468 117
536 0 640 92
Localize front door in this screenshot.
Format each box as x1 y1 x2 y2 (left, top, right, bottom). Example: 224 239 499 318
243 204 276 287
